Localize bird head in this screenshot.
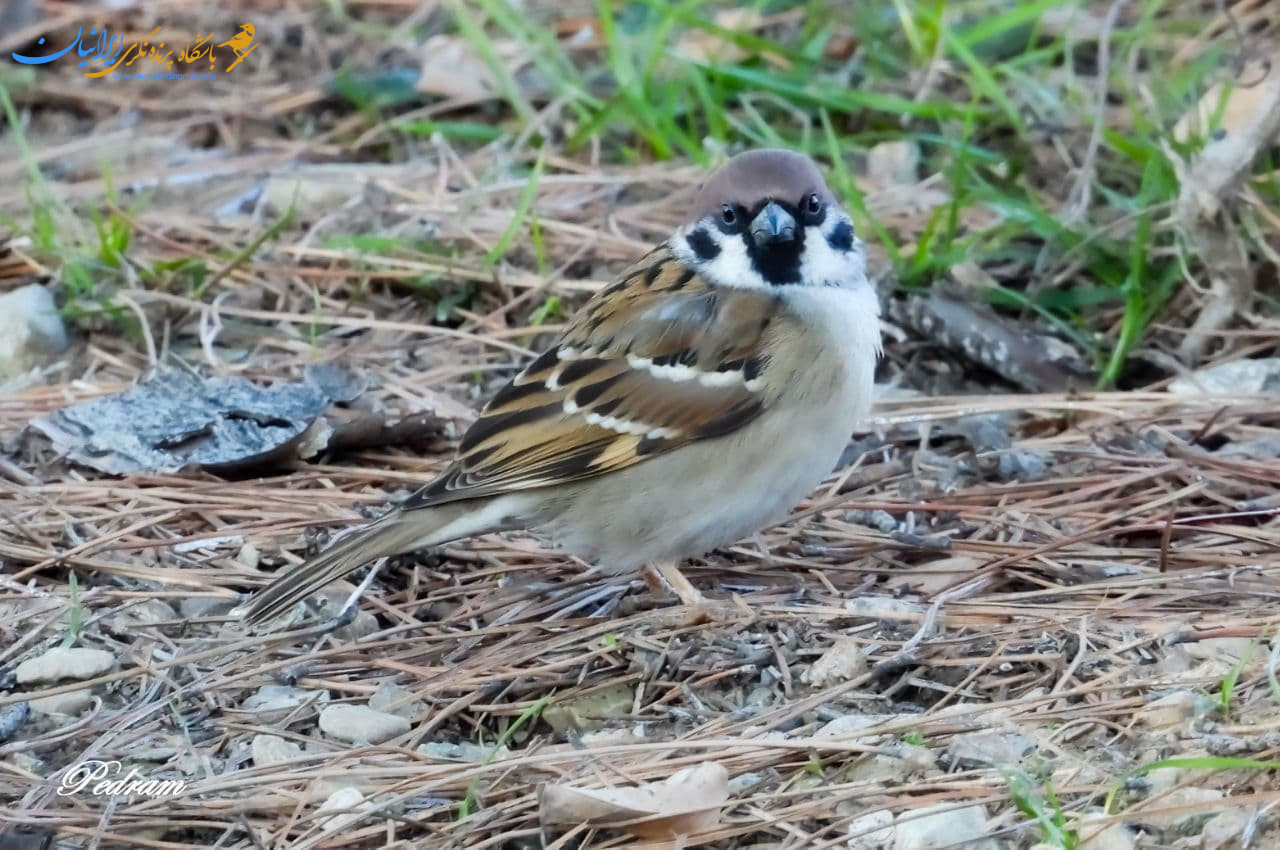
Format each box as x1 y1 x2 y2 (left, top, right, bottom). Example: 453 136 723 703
678 149 863 290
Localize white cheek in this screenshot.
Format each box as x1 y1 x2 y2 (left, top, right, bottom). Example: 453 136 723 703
669 225 772 292
800 215 865 288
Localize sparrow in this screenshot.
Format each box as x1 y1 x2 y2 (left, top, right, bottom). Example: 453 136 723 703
239 149 881 627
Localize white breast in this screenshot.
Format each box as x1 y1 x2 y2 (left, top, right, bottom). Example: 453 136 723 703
776 280 881 425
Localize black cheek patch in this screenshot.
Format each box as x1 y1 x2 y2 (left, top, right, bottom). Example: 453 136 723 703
827 220 855 252
686 228 720 261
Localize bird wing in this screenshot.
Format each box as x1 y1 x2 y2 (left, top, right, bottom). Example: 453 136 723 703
404 245 782 508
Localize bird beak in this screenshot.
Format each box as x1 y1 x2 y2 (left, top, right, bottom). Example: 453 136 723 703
750 202 796 246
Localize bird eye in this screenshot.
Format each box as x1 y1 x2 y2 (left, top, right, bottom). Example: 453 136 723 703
720 204 737 226
805 193 823 215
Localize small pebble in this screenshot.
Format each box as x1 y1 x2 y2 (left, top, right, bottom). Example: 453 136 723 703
0 283 69 380
1136 691 1213 728
1200 808 1251 850
316 786 367 832
727 772 763 795
15 647 114 684
848 809 894 849
1141 787 1223 831
417 741 504 762
802 636 867 686
29 688 93 717
844 597 925 619
103 600 177 631
815 714 893 741
1077 813 1135 850
893 803 997 849
252 734 303 766
847 743 936 784
369 680 426 718
178 597 238 618
237 542 260 569
319 704 410 744
241 685 327 714
542 683 634 734
0 702 31 741
946 731 1032 769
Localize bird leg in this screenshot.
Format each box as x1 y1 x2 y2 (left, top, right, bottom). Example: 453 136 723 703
641 562 748 626
643 561 708 607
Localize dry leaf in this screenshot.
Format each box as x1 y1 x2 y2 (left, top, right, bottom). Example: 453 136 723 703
538 762 729 841
675 9 788 68
417 35 509 101
418 36 494 100
1174 50 1280 221
1169 50 1280 362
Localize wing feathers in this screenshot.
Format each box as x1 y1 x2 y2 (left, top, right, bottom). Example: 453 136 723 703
405 247 783 509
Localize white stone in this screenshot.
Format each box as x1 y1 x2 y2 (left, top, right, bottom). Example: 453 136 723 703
1169 358 1280 395
803 636 867 686
0 284 68 380
319 704 410 744
316 786 368 832
1077 813 1134 850
236 542 260 569
947 731 1032 768
369 680 425 718
240 685 327 714
1137 691 1211 728
848 743 936 783
893 803 997 849
848 809 894 849
15 647 114 684
1142 787 1223 831
815 714 894 741
178 596 237 618
416 741 504 762
103 599 176 631
29 688 92 716
314 589 380 640
252 734 303 766
844 597 925 620
1200 808 1251 849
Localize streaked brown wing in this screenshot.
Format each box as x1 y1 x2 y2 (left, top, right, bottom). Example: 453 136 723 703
405 246 781 508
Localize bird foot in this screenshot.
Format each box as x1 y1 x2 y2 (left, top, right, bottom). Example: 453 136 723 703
641 563 753 626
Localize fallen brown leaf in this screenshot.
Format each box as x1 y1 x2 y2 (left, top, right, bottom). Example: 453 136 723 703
538 762 729 842
675 9 790 69
1174 50 1280 222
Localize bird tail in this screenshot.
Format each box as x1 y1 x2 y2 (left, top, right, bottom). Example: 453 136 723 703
235 502 476 628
